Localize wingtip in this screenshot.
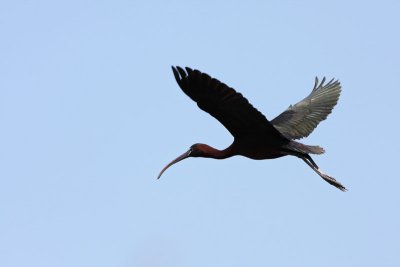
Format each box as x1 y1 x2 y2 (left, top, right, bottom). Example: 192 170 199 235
170 65 182 70
171 66 182 84
320 77 326 87
171 65 177 75
185 67 193 74
176 66 187 77
170 66 194 76
314 77 319 90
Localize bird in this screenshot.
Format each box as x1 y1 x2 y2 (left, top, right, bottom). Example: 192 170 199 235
158 66 346 191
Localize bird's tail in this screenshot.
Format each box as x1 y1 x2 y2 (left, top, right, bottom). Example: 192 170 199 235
285 141 325 155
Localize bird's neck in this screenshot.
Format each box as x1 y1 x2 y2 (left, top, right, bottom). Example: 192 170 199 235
200 144 235 159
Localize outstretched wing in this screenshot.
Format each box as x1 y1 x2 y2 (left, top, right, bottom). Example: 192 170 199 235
271 77 341 140
172 66 284 139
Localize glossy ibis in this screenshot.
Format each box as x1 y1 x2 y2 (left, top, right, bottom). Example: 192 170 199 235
158 66 346 191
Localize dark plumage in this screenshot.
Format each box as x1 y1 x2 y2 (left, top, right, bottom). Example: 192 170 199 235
158 66 346 191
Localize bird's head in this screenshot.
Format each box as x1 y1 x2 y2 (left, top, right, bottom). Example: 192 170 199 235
157 143 207 179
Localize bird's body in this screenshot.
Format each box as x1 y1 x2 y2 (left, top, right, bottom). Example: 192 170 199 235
158 66 346 191
228 137 288 160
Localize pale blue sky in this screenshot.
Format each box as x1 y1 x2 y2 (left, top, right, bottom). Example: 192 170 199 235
1 1 399 266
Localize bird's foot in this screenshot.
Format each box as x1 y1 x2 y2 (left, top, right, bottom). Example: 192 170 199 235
318 169 347 192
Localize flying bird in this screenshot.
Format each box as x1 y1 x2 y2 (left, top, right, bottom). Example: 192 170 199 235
158 66 346 191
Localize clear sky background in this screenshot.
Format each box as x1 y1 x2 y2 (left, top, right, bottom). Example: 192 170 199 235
1 1 399 266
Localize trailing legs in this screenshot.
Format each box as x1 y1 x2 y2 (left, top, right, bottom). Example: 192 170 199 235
301 154 347 191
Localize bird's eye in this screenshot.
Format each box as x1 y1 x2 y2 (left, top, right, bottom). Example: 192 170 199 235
188 146 196 155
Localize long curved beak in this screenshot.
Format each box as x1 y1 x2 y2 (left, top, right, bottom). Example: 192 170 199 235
157 149 191 179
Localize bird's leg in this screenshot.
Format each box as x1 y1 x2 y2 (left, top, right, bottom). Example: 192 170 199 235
301 154 347 191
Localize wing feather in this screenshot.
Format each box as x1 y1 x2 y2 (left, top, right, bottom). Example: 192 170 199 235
271 77 341 140
172 66 284 139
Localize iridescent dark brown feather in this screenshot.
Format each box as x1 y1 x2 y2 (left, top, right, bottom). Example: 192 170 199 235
172 66 284 139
